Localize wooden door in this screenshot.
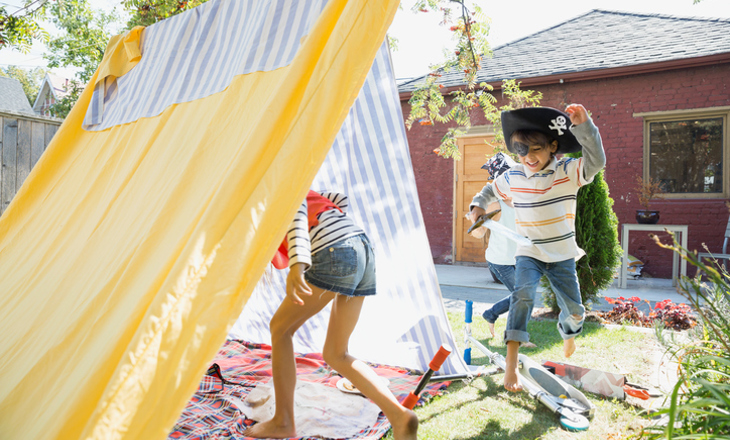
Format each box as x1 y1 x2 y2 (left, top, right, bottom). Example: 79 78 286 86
454 131 496 263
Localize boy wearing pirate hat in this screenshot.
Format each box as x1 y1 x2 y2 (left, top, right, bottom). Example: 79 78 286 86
468 104 606 393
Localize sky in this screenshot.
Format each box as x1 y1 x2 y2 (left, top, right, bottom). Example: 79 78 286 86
388 0 730 80
1 0 730 81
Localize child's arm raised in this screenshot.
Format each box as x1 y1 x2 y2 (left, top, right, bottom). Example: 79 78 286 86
567 104 606 181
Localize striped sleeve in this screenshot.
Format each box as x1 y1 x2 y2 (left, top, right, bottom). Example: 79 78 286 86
470 183 497 211
287 200 312 268
470 175 510 212
318 191 349 213
493 173 512 200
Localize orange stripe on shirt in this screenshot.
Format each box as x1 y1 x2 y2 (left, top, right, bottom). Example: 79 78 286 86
517 214 575 227
494 180 509 199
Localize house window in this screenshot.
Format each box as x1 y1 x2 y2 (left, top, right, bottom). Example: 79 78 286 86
639 107 729 198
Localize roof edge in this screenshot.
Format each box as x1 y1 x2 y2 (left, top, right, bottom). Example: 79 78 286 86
493 9 730 51
398 52 730 101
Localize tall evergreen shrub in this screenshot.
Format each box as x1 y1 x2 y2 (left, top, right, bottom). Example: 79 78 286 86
541 152 622 311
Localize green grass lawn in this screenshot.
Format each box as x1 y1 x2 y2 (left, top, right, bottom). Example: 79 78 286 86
384 311 664 439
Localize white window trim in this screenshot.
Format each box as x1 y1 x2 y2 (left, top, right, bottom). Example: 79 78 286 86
634 106 730 199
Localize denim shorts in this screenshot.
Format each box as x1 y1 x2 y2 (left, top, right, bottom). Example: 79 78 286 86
304 233 376 297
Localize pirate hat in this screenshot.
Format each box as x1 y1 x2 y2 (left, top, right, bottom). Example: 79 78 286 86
501 107 582 155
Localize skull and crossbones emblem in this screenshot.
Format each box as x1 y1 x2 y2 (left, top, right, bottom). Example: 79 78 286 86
549 115 567 135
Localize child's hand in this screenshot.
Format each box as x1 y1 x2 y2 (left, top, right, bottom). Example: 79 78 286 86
469 207 486 223
566 104 589 126
286 263 312 306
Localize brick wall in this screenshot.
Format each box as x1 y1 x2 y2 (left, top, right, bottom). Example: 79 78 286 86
401 62 730 277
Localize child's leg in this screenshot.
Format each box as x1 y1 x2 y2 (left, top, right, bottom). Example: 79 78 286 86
323 294 418 440
504 256 543 392
244 286 336 439
482 295 510 337
504 340 522 391
544 259 585 358
483 263 520 339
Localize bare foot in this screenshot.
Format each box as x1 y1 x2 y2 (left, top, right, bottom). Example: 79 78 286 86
487 322 495 338
563 337 576 358
391 408 419 440
504 341 523 393
522 341 537 349
503 367 523 393
242 418 296 439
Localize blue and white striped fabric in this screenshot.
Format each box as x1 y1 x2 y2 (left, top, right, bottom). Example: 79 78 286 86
228 43 468 376
83 0 328 130
79 0 465 374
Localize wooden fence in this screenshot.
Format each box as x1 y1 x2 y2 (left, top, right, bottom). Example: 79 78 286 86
1 110 62 215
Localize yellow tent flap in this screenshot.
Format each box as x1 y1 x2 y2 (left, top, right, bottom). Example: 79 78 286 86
0 0 398 438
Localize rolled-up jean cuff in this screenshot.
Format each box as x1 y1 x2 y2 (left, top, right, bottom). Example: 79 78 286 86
504 329 530 344
558 322 583 340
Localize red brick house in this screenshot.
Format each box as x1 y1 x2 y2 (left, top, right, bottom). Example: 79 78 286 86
398 9 730 278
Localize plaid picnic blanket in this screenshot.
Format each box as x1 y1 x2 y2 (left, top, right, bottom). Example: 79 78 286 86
168 340 450 440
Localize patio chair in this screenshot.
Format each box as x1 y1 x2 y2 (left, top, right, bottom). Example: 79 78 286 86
696 216 730 274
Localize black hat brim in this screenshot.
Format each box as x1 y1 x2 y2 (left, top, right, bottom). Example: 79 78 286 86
501 107 582 155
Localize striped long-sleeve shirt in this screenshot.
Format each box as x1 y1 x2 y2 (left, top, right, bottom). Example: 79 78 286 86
286 191 365 269
470 120 605 263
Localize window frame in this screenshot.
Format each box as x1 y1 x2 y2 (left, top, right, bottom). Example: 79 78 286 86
635 106 730 200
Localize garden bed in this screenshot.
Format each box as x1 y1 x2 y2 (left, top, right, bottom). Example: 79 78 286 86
532 296 698 331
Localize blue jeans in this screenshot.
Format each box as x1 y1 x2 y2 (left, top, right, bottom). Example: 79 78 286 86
482 262 515 324
505 256 585 343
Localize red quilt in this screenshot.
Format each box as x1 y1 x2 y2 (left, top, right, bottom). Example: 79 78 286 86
168 340 450 440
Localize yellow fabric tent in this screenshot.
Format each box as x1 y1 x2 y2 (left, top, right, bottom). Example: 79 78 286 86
0 1 398 438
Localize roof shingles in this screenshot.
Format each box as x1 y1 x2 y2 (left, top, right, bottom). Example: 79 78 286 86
399 9 730 93
0 76 34 113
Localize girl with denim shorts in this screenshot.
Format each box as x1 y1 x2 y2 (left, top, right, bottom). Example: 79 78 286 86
245 191 418 440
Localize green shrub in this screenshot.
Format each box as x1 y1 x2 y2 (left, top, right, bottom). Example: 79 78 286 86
541 164 622 311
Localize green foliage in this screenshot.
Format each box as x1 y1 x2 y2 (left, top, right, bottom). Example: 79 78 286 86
639 235 730 439
405 2 544 158
541 166 622 311
406 77 541 159
404 1 509 159
47 82 84 119
411 0 490 87
43 0 120 118
45 0 118 85
406 2 618 308
122 0 209 28
0 1 50 53
398 312 653 439
0 65 48 105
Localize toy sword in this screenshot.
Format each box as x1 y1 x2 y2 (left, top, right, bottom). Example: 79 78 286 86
467 209 533 247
